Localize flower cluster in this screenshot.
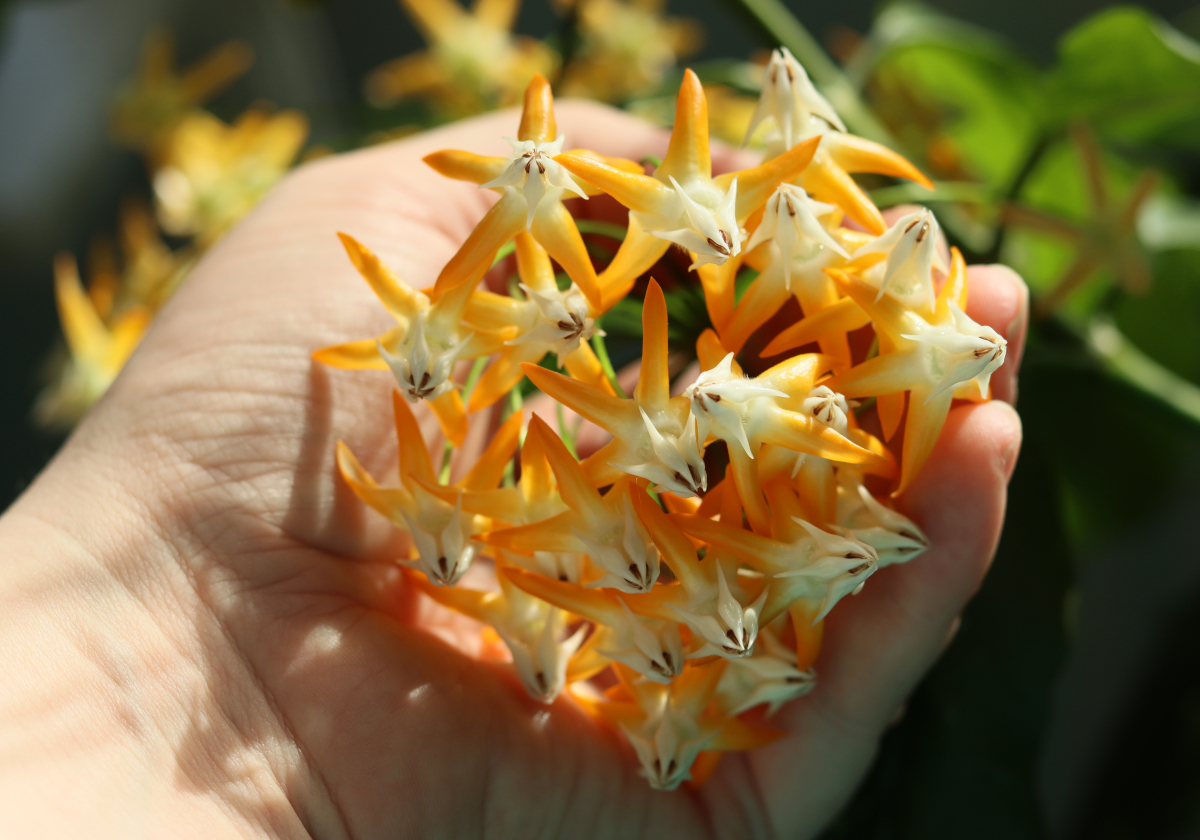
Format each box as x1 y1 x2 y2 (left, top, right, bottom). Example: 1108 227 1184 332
38 32 308 430
321 51 1006 791
366 0 700 120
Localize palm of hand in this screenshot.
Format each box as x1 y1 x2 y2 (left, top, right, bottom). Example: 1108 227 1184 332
9 102 1025 839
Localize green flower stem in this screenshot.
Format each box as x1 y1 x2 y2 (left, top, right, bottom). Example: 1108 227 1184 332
729 0 893 144
490 240 516 267
439 357 489 483
591 332 628 398
557 401 577 458
462 356 488 404
575 219 628 241
1086 317 1200 426
501 386 524 488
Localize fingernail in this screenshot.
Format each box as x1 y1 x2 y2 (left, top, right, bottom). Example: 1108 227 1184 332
991 401 1023 482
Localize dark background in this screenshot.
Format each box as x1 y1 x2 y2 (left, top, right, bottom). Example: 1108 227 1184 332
3 1 1200 837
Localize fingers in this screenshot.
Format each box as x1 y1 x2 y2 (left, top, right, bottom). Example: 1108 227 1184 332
743 398 1022 838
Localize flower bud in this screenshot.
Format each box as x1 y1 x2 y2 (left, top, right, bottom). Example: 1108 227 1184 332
855 208 948 309
745 47 845 150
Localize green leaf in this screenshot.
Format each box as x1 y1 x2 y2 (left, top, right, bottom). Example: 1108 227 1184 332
663 284 711 356
596 297 642 337
865 4 1043 192
1000 138 1144 318
1112 248 1200 385
734 268 759 306
1047 7 1200 148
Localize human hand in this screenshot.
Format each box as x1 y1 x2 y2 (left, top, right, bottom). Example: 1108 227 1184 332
0 101 1025 839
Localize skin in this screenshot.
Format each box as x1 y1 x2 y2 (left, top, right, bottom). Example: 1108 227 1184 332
0 101 1026 839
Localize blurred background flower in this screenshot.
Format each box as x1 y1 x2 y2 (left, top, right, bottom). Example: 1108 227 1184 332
4 0 1200 836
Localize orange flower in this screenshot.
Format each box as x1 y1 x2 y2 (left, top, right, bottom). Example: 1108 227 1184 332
313 234 509 446
111 29 253 154
423 75 639 309
364 0 557 118
555 69 823 311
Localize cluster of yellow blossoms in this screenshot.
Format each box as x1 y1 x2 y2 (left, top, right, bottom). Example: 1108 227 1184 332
366 0 700 117
322 49 1006 791
36 32 307 429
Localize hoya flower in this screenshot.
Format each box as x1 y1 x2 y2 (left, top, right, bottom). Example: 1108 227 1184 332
506 282 599 363
746 185 848 285
674 512 878 627
716 621 816 716
34 254 150 430
683 349 894 534
825 249 1007 493
482 136 588 228
670 564 766 659
416 414 589 584
460 234 611 412
558 0 701 103
364 0 557 118
585 662 782 790
749 384 853 503
523 280 708 498
620 491 768 660
313 234 507 446
525 551 587 585
111 30 253 154
723 184 860 363
745 46 845 150
378 312 471 404
555 69 823 309
153 109 308 245
506 568 684 683
424 75 629 307
853 208 949 311
116 199 192 312
903 302 1007 398
745 47 933 235
412 555 586 702
684 353 787 458
336 392 511 586
484 418 660 593
837 473 929 567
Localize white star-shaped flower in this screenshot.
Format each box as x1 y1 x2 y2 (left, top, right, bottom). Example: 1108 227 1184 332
482 135 588 229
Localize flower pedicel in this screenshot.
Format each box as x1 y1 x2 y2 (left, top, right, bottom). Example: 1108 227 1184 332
318 56 1008 790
